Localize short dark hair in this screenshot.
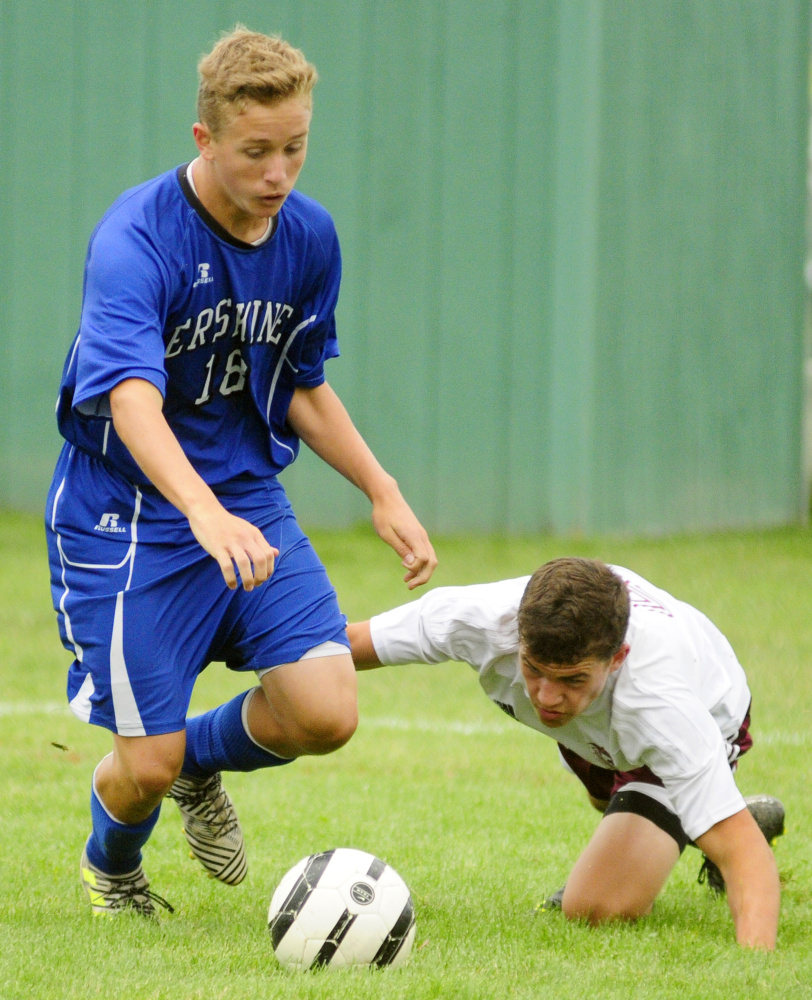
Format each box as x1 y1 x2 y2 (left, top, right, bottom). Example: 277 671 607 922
517 558 630 665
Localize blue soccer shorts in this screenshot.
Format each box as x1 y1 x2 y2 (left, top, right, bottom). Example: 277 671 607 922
45 444 348 737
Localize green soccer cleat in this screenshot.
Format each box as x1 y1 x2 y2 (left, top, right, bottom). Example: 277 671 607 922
534 885 566 914
80 846 174 918
697 794 785 896
168 772 247 885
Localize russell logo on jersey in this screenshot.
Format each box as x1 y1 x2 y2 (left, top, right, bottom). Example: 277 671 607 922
193 263 214 287
93 513 126 534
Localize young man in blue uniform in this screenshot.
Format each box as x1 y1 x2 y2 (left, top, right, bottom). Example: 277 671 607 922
45 27 437 917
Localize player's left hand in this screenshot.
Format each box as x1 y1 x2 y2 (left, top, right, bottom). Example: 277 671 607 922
371 492 437 589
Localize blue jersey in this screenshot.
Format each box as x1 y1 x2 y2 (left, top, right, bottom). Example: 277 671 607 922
56 164 341 487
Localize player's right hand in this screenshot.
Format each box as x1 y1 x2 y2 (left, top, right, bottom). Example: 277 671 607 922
187 501 278 591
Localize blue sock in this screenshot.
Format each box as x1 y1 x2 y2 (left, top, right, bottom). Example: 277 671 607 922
182 688 292 779
86 781 161 875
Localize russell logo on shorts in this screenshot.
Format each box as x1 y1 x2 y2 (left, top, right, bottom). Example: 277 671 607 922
94 512 126 534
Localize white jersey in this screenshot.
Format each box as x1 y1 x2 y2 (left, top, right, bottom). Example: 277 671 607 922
369 567 751 841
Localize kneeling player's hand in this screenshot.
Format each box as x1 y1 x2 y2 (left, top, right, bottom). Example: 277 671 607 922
187 501 278 591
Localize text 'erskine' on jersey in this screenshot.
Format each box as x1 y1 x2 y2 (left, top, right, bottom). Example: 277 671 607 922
165 298 295 358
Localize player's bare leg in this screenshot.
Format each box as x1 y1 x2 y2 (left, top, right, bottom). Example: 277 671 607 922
562 811 681 923
165 655 357 886
249 653 358 758
96 731 186 823
81 732 184 917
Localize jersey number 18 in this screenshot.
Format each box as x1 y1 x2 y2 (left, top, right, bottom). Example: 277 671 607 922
194 349 248 406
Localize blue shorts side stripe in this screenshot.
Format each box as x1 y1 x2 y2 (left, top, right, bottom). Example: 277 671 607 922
50 455 147 735
51 473 85 665
111 593 145 736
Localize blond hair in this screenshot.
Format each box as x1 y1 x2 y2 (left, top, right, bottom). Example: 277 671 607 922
197 26 318 135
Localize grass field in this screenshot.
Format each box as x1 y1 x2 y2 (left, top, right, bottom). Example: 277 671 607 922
1 508 811 999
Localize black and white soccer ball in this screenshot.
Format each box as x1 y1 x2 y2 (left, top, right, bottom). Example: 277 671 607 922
267 848 416 970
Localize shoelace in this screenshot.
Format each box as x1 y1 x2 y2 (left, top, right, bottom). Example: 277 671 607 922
175 779 238 836
112 881 175 915
696 857 725 894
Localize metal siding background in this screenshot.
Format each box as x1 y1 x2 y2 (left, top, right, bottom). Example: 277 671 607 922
505 2 559 535
0 0 807 534
592 1 809 533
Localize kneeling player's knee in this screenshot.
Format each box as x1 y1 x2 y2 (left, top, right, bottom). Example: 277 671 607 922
562 895 651 925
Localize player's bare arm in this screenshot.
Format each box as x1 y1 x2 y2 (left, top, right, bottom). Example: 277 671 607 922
346 621 382 669
109 377 278 591
695 807 780 950
287 383 437 588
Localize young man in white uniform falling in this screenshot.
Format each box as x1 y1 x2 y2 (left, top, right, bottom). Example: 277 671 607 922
348 558 783 950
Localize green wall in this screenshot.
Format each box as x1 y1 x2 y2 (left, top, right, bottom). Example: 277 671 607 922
1 0 808 534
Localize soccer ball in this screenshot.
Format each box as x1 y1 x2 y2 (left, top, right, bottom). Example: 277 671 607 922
267 848 416 970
